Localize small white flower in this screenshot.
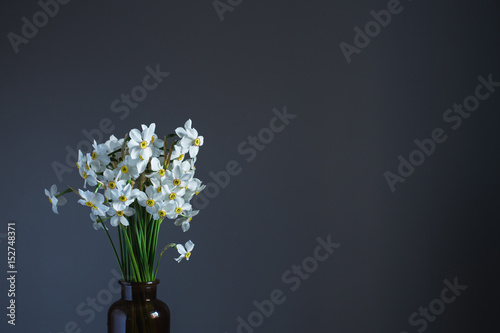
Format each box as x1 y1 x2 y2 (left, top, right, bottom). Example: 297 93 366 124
147 157 167 180
170 144 186 162
116 156 141 181
184 178 206 201
108 202 135 227
136 186 166 215
44 184 67 214
128 123 156 162
110 183 140 207
89 140 111 173
164 164 192 190
175 240 194 263
175 119 204 157
104 135 124 154
165 197 191 219
78 190 109 217
174 210 199 232
90 213 107 231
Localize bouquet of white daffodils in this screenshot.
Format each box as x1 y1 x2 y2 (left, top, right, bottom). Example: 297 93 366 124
44 120 205 282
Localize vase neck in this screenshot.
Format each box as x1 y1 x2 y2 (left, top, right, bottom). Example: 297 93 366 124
119 280 159 301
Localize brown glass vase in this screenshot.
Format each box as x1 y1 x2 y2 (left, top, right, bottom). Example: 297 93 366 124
108 280 170 333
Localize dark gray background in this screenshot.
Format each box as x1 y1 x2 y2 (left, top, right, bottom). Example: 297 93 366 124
1 0 499 332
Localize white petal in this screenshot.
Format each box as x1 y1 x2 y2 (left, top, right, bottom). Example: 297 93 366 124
129 128 142 143
185 240 195 252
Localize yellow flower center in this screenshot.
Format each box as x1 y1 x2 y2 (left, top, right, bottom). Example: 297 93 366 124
140 140 148 149
85 201 96 209
159 169 165 177
82 171 87 179
92 152 97 160
178 154 184 161
121 166 128 173
158 210 166 218
175 207 183 214
76 162 79 169
194 138 201 146
185 252 191 259
151 136 155 143
157 186 162 193
173 179 181 186
109 181 116 189
48 197 53 204
188 217 193 223
146 199 155 207
116 211 124 217
119 196 127 202
168 193 177 200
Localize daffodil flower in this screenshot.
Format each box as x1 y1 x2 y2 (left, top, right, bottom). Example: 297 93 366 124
137 186 166 215
141 124 164 158
175 119 204 157
108 202 135 227
110 183 140 207
165 197 192 219
175 240 194 263
150 200 169 220
116 156 140 181
44 184 67 214
90 213 107 231
170 144 186 162
147 157 167 180
104 135 124 155
164 164 192 190
128 123 156 162
78 190 109 217
174 210 199 232
90 140 111 173
184 178 206 201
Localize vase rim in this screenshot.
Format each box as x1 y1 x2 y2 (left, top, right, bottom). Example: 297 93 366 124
119 279 160 286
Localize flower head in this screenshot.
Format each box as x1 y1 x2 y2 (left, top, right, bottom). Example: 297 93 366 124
175 240 194 263
175 119 204 157
44 184 67 214
78 190 109 217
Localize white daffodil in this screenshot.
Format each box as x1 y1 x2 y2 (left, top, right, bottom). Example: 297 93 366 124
146 157 167 180
44 184 67 214
78 190 109 217
165 197 192 219
102 169 126 199
110 183 140 207
89 140 111 173
164 164 192 190
170 144 186 162
184 178 206 201
128 123 156 163
174 210 199 232
175 119 204 157
90 213 107 231
170 159 194 175
76 150 88 171
136 186 166 215
104 135 124 155
175 240 194 263
150 200 169 220
151 177 186 201
80 159 99 188
108 202 135 227
116 156 141 181
141 124 164 157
